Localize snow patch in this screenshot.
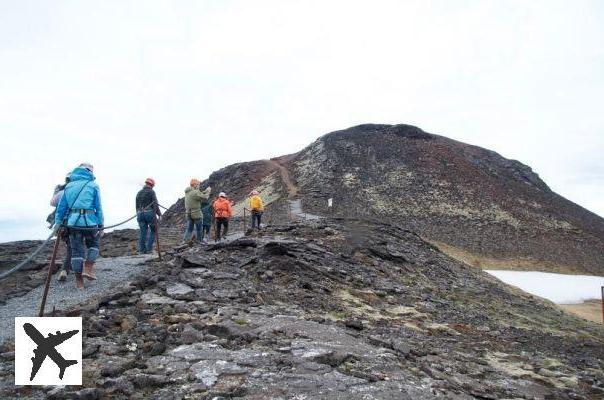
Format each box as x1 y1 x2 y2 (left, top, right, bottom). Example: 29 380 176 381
486 270 604 304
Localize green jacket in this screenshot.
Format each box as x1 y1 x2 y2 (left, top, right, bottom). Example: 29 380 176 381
184 187 210 220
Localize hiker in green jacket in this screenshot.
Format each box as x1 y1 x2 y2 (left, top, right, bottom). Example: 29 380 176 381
183 179 211 243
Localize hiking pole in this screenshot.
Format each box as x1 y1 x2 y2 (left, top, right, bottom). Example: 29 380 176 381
39 229 62 317
154 215 162 261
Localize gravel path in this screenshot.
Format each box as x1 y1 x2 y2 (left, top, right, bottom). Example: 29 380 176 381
0 255 153 343
289 199 322 220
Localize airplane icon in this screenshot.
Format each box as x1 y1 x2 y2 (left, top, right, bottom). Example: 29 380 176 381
23 323 79 381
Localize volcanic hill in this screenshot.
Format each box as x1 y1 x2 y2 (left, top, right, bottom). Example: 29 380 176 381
164 123 604 275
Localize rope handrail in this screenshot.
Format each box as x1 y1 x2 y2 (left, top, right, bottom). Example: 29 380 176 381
0 232 56 280
62 213 139 231
0 203 158 280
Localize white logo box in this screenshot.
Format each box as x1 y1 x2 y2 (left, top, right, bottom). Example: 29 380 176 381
14 317 82 386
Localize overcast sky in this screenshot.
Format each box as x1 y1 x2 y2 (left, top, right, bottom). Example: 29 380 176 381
0 0 602 242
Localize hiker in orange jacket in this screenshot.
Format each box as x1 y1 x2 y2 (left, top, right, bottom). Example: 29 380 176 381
213 192 233 241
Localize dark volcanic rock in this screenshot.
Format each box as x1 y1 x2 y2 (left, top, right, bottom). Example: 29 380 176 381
291 124 604 275
3 219 601 399
161 123 604 275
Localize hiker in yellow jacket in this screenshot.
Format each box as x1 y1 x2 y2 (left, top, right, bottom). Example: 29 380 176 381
248 190 264 230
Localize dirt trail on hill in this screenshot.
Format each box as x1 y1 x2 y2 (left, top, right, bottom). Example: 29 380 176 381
266 159 298 198
559 300 603 324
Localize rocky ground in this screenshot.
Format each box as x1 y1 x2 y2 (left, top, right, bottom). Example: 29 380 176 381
0 228 183 305
1 216 603 399
0 254 155 344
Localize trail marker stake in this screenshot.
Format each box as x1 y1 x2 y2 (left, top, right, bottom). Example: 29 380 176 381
154 215 162 261
38 231 62 317
243 208 247 232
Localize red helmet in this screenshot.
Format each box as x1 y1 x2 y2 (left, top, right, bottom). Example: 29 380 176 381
145 177 155 187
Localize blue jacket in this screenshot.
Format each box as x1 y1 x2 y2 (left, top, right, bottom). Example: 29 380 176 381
55 167 104 227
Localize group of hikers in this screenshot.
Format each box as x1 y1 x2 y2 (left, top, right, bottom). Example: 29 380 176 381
48 163 265 290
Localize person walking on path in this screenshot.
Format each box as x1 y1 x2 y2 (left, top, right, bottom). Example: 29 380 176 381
135 177 162 254
248 190 264 230
201 202 213 243
213 192 233 241
50 173 72 282
48 173 71 228
183 179 211 243
54 163 104 289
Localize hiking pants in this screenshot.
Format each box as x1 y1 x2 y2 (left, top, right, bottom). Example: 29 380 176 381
251 211 262 229
137 210 156 253
202 224 211 240
60 229 71 272
216 217 229 239
184 215 203 242
69 228 100 274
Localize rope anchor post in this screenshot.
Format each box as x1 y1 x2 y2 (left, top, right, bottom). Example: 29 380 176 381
154 215 162 261
243 208 248 233
38 230 62 317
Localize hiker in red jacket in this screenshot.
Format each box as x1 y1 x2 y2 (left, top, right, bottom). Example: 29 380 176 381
213 192 233 241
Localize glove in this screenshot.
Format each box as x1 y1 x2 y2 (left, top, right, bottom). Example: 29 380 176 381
98 225 105 237
52 224 61 235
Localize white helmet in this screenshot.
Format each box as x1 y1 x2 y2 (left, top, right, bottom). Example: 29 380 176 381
79 162 94 172
219 192 226 198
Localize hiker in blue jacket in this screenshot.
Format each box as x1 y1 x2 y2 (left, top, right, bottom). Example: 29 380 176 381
55 163 104 289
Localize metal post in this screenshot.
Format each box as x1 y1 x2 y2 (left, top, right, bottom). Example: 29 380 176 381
39 231 62 317
601 286 604 325
243 208 247 232
154 215 162 261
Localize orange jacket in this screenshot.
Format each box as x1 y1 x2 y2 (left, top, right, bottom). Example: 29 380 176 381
213 197 233 218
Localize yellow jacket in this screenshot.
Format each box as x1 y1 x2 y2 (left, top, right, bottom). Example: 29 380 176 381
249 195 264 211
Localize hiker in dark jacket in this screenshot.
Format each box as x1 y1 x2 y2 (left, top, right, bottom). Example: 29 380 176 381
135 178 162 254
201 203 213 243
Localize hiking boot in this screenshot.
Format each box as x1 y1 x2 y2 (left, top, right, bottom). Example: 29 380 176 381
75 273 84 289
83 261 97 281
57 270 67 282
